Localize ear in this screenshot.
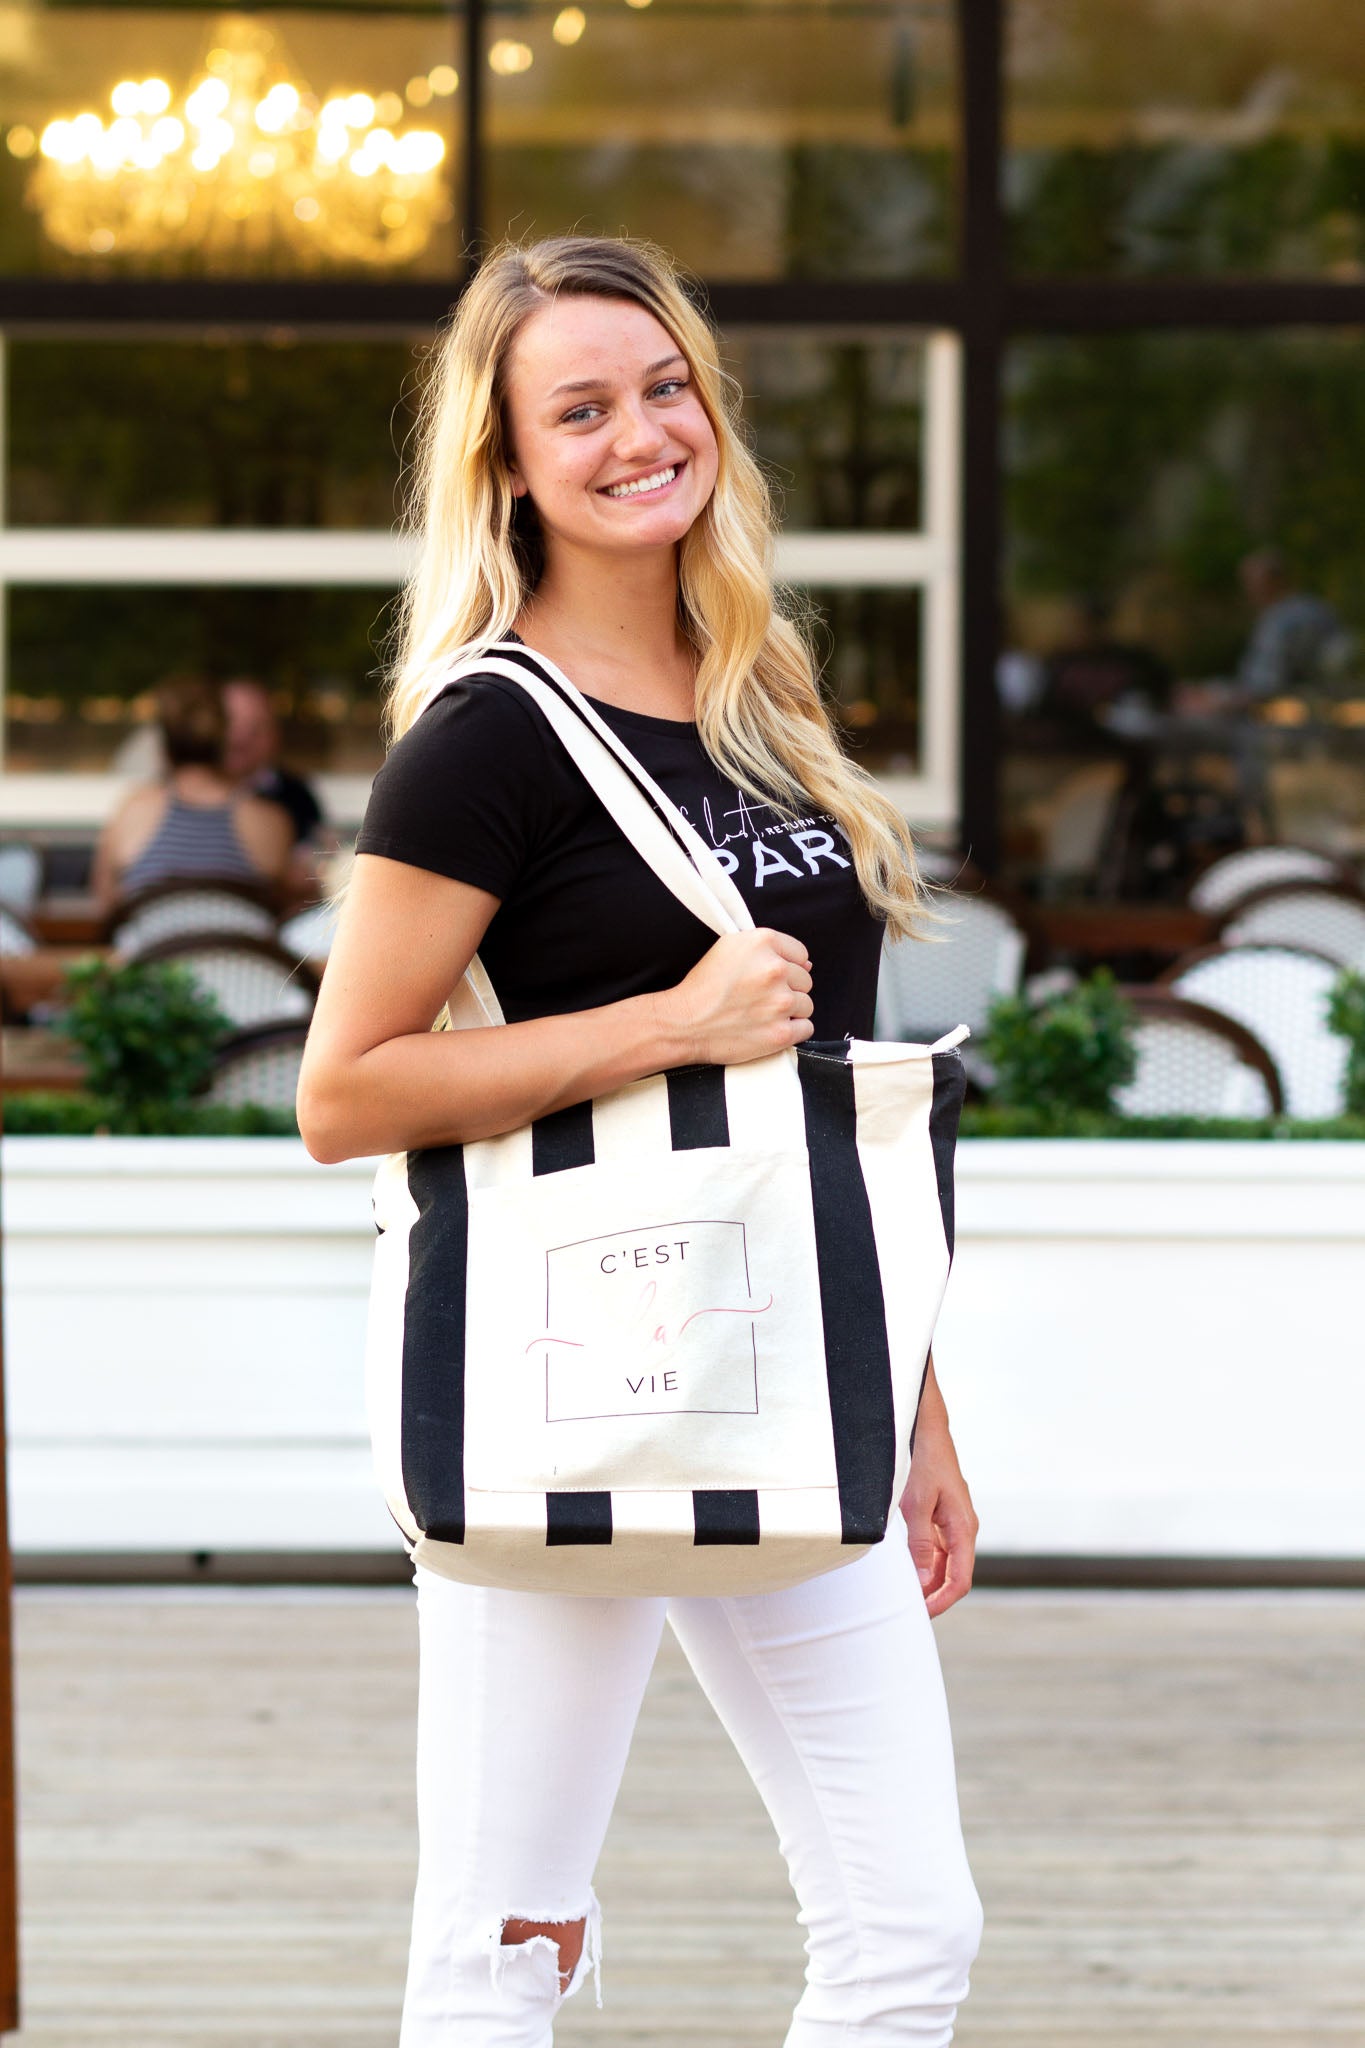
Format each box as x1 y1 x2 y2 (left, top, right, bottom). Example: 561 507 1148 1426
509 470 529 500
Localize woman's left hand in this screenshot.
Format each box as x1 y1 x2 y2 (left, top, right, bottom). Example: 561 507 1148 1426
900 1357 978 1618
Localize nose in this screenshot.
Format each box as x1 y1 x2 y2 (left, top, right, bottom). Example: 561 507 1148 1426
611 395 669 464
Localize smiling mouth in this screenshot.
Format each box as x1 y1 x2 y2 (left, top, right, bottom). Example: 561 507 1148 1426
599 461 685 500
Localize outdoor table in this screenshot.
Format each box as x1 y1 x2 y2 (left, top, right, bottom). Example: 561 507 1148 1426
31 895 104 946
0 946 107 1017
0 1025 85 1093
1032 902 1215 962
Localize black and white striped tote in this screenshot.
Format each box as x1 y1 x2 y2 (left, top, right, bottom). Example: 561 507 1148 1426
366 645 967 1596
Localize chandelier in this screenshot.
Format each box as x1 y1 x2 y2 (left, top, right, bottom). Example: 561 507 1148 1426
28 16 451 269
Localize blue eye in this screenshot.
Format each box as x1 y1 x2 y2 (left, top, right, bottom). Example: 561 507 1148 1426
652 378 687 398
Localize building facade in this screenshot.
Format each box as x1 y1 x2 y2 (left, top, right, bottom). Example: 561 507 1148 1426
2 0 1363 900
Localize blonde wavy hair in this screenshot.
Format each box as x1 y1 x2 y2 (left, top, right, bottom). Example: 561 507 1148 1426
388 234 928 937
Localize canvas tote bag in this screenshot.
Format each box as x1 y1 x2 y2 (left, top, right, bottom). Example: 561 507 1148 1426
366 643 968 1597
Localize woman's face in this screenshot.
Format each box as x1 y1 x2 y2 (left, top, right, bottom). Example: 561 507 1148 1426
502 294 719 563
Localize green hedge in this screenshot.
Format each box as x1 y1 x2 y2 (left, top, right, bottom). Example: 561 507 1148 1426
6 1095 1363 1143
3 1094 298 1137
959 1106 1365 1142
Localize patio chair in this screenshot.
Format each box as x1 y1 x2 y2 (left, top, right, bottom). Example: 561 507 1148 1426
203 1022 308 1110
0 903 37 958
107 877 279 958
1160 944 1348 1121
0 844 42 918
1114 988 1284 1119
875 890 1028 1044
1187 845 1343 915
278 899 339 963
135 934 319 1030
911 846 976 888
1035 763 1127 898
1214 882 1365 972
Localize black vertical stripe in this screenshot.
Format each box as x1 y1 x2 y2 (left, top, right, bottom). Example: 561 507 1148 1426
399 1147 470 1544
666 1065 731 1151
692 1488 761 1545
907 1350 933 1459
545 1491 614 1545
532 1100 595 1174
797 1050 894 1545
929 1050 967 1259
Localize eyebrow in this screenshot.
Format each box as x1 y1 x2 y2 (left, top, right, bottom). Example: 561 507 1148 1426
547 353 686 401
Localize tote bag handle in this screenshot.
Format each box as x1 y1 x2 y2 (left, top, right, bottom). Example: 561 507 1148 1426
423 644 763 1031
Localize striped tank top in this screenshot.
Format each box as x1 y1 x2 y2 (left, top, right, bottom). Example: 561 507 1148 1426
121 797 260 894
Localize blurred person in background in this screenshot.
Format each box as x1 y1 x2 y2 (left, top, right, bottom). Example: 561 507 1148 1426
1041 594 1170 733
1177 547 1344 717
1236 546 1343 703
93 674 293 912
222 676 336 897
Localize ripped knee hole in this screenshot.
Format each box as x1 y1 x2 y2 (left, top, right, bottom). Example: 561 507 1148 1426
499 1916 587 1990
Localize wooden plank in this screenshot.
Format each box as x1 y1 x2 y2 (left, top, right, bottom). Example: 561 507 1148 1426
0 955 100 1020
5 1588 1364 2045
0 1032 84 1096
27 905 102 950
1030 903 1214 960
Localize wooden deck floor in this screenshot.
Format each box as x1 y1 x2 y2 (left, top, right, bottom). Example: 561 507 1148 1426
6 1586 1364 2046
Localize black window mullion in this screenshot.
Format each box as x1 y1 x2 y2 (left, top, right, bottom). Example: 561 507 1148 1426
704 282 966 328
462 0 484 272
957 0 1004 874
1007 277 1365 333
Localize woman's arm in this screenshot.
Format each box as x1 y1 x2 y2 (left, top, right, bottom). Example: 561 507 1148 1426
93 787 162 916
900 1355 978 1617
233 794 295 887
296 853 814 1164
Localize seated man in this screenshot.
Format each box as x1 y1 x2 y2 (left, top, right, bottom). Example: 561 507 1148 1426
1177 548 1344 717
1235 547 1343 704
222 677 335 896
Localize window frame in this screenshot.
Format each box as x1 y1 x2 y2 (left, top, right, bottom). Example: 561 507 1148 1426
3 1 1365 859
0 329 963 827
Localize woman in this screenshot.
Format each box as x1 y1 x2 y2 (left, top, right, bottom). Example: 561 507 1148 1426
298 236 982 2046
94 675 293 912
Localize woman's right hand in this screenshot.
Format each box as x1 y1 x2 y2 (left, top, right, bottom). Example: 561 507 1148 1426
662 928 814 1066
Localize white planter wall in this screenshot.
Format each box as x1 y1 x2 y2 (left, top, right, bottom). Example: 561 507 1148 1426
937 1141 1365 1558
1 1139 390 1555
3 1135 1363 1561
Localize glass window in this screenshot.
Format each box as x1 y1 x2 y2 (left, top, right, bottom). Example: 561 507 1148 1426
6 585 392 772
7 329 924 532
0 8 461 278
727 330 932 770
1001 329 1365 899
807 585 923 770
1007 0 1365 277
726 329 926 529
6 336 422 527
485 0 957 279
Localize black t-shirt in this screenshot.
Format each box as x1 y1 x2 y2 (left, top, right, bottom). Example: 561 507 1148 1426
251 765 325 845
355 670 884 1039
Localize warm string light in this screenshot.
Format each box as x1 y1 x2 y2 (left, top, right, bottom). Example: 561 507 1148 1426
488 40 535 76
24 17 453 267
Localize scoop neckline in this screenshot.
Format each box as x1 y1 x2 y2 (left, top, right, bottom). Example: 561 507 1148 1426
502 633 698 733
582 693 697 735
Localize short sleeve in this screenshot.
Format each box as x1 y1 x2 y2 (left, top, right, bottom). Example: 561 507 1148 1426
355 677 555 898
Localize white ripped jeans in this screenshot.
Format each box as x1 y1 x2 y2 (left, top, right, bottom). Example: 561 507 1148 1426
400 1533 983 2047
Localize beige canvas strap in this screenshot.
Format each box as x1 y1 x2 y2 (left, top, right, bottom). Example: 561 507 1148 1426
428 644 762 1031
